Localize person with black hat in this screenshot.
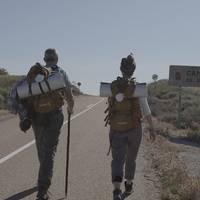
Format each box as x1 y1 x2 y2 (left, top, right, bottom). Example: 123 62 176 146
105 54 155 200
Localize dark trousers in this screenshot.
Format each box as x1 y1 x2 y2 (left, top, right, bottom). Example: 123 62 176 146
110 124 142 182
32 110 64 190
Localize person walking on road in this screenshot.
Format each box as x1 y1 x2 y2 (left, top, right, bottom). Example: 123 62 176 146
105 54 155 200
10 48 74 200
32 49 74 200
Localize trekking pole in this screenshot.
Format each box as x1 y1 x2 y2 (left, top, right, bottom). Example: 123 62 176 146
65 113 71 198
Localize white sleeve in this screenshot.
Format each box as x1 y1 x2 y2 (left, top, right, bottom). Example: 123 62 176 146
139 97 151 117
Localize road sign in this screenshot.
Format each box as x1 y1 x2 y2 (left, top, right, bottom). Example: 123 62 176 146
152 74 158 81
169 65 200 87
169 65 200 128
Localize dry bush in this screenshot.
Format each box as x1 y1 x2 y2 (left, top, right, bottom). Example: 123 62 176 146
148 81 200 198
179 178 200 200
148 80 200 143
0 68 8 75
0 75 24 109
161 91 178 99
151 136 200 200
0 94 6 109
184 130 200 144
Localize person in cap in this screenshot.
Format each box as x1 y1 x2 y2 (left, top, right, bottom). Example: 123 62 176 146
14 48 74 200
32 49 74 200
105 54 155 200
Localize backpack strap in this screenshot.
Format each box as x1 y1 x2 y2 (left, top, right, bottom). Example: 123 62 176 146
44 79 52 92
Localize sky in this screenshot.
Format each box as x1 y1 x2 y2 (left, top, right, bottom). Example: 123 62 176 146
0 0 200 94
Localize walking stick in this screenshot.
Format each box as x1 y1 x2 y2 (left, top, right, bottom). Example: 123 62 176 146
65 113 71 198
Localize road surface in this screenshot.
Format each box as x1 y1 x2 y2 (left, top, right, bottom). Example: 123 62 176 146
0 95 159 200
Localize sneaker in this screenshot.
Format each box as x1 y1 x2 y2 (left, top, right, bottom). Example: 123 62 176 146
124 181 133 195
36 188 50 200
113 188 122 200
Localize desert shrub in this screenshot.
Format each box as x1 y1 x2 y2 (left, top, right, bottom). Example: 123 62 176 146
154 126 170 138
0 94 5 109
0 88 8 98
0 68 8 75
179 178 200 200
152 136 200 200
161 91 177 99
184 130 200 144
0 75 23 89
148 80 200 132
159 113 177 125
0 75 23 109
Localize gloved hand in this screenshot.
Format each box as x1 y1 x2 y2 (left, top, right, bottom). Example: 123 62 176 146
67 106 73 115
19 118 32 132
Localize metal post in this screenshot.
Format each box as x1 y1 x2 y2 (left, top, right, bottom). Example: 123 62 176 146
177 86 182 128
154 80 157 91
65 114 71 198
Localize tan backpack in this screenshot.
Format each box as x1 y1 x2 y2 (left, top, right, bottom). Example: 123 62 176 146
105 77 142 132
26 63 65 113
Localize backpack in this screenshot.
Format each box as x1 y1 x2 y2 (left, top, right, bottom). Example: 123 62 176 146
104 77 142 132
26 63 65 113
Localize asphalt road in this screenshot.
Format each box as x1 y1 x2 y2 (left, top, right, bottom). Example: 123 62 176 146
0 95 159 200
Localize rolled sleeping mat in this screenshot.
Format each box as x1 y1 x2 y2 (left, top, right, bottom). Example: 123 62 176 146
17 72 66 99
100 82 148 97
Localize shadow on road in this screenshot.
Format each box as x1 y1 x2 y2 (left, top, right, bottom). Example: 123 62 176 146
169 137 200 149
4 186 38 200
56 194 131 200
121 192 131 200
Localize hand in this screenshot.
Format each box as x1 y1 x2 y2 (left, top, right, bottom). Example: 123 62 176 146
149 128 156 142
67 106 73 115
19 118 32 133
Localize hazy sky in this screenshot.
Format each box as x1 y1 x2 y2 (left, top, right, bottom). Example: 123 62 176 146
0 0 200 94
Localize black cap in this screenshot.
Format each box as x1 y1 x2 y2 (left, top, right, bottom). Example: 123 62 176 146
44 48 58 62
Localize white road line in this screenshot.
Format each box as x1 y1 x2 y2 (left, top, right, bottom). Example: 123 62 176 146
0 141 35 165
64 100 104 124
0 99 104 165
86 104 94 109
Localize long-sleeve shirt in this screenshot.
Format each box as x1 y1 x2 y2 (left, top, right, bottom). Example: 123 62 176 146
51 65 74 110
139 97 151 117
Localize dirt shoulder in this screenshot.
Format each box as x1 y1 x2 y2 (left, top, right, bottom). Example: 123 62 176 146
147 130 200 200
132 133 161 200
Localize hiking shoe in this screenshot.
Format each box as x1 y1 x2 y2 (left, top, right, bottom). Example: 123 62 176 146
124 181 133 195
36 188 50 200
113 188 122 200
